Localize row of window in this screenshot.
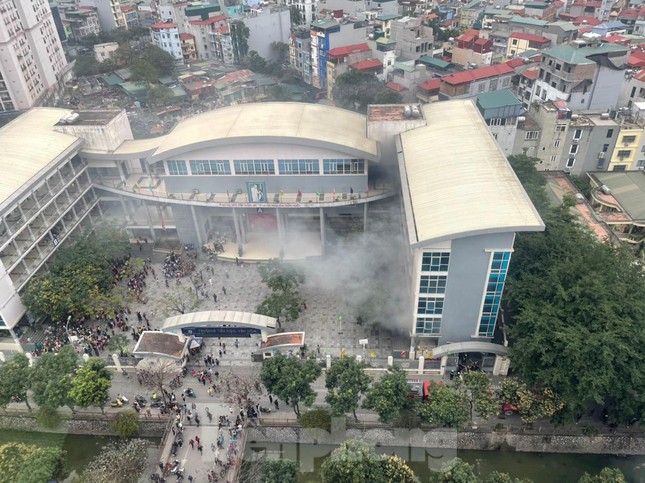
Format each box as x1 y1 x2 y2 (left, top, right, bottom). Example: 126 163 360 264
477 251 511 337
166 159 366 176
421 252 450 272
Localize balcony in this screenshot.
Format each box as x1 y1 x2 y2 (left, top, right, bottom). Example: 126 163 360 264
94 175 396 209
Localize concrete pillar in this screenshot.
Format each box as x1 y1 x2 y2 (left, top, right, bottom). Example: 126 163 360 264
493 355 511 376
116 161 127 184
9 328 24 353
319 207 325 255
387 356 393 367
112 353 123 372
326 354 331 369
363 202 368 232
440 355 448 376
417 356 424 375
232 208 243 256
143 202 156 241
276 208 285 257
190 205 203 247
119 194 132 222
239 212 247 244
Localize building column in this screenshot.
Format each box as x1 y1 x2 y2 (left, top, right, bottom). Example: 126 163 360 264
232 208 243 256
363 202 368 232
8 328 24 354
276 209 285 258
239 212 247 244
119 194 132 222
190 205 202 247
116 161 127 185
319 207 325 255
143 202 156 241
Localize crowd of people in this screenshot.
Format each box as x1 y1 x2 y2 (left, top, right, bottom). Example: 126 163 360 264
162 251 195 280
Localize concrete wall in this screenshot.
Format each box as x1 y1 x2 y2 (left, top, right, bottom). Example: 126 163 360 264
244 9 291 61
172 204 201 247
438 232 514 344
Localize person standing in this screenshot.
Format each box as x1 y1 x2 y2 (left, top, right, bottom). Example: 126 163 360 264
222 286 227 295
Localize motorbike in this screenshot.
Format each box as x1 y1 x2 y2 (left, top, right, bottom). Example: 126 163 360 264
150 400 165 408
259 406 271 413
170 461 182 475
110 399 123 408
134 395 147 407
183 388 196 398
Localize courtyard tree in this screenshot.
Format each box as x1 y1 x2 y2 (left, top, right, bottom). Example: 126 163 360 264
0 442 67 483
107 333 131 357
507 154 549 215
362 366 410 424
261 459 298 483
29 345 78 412
136 357 181 405
159 286 201 316
256 291 304 325
260 353 321 416
416 383 469 428
455 371 500 423
69 359 112 414
82 438 148 483
429 457 479 483
578 467 626 483
220 369 262 408
332 70 402 113
112 409 141 438
325 356 371 421
0 354 33 411
230 20 250 63
499 378 563 425
383 455 417 483
257 259 306 325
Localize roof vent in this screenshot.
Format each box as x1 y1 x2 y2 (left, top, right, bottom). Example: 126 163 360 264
601 184 612 195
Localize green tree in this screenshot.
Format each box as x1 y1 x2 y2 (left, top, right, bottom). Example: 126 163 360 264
36 406 62 429
159 286 200 316
383 455 417 483
320 440 386 483
325 356 371 421
261 460 298 483
570 174 592 198
74 55 100 77
507 154 549 214
299 408 332 432
429 457 479 483
455 371 500 423
290 6 304 26
69 359 112 413
258 259 305 292
499 378 563 425
486 471 533 483
112 409 141 437
256 291 304 325
147 85 174 106
230 20 250 63
578 467 626 483
416 383 469 428
333 70 402 113
362 366 410 424
260 353 321 416
136 357 182 405
82 438 148 483
270 41 289 64
29 345 78 412
107 333 131 357
0 354 32 410
0 443 67 483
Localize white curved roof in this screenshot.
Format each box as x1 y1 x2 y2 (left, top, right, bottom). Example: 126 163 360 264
398 100 544 245
147 102 379 162
162 310 277 331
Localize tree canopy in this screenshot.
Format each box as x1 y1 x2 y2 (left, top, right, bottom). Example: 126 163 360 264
260 353 321 415
362 366 410 424
416 382 469 428
332 70 402 113
0 443 67 483
69 359 112 413
81 438 148 483
325 356 371 421
261 460 298 483
0 354 33 410
507 155 645 424
29 345 78 411
257 259 305 325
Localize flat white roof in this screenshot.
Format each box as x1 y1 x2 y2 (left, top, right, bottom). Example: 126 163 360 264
399 100 544 245
148 102 379 162
0 108 80 208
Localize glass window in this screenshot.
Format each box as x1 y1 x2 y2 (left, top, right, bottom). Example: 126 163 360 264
415 317 441 335
323 159 365 174
417 297 444 315
419 275 447 294
477 251 511 337
278 159 320 175
622 135 636 144
617 150 631 158
233 160 275 175
189 160 231 175
573 129 582 139
421 252 450 272
166 160 187 175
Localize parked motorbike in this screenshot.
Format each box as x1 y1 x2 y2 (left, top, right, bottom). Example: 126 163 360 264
259 406 271 413
150 400 165 409
183 388 196 398
110 395 127 408
134 395 147 407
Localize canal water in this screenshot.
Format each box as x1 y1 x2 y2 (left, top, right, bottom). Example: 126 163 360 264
244 442 645 482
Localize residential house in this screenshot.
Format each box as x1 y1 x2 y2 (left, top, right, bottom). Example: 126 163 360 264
531 42 629 111
439 64 514 99
459 0 485 30
326 43 373 99
476 89 522 156
416 78 441 103
389 16 434 62
523 1 559 21
289 30 313 83
150 22 183 62
94 42 119 63
517 66 540 109
506 32 551 58
79 0 125 30
62 7 101 41
187 15 227 61
180 33 197 62
451 31 493 68
120 5 139 28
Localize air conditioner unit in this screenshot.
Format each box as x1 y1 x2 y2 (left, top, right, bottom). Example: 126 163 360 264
598 152 605 159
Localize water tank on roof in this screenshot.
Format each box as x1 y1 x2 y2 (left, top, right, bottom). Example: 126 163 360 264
404 105 412 118
601 185 612 195
412 105 421 118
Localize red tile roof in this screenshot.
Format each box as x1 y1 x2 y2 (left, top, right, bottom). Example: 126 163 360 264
559 12 576 20
578 26 593 34
474 38 490 46
179 33 194 40
572 15 602 26
121 5 134 12
634 68 645 81
628 50 645 67
190 15 227 26
506 58 525 68
618 7 639 18
326 43 370 58
604 35 628 44
521 68 539 80
509 32 550 44
350 58 382 70
151 22 177 29
386 81 407 92
586 0 601 7
442 63 514 85
419 78 441 91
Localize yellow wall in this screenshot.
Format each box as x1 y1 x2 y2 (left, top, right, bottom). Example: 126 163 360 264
507 38 529 58
609 128 644 171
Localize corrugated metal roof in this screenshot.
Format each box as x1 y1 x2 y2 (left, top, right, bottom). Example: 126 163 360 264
593 171 645 221
398 100 544 245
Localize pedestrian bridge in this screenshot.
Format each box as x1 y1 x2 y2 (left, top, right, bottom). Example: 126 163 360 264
161 310 277 340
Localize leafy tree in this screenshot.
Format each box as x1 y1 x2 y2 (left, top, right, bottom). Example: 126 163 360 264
578 467 626 483
290 6 304 26
299 408 332 432
486 471 533 483
266 85 291 102
260 353 321 416
107 333 131 357
416 383 469 428
0 443 67 483
325 356 371 421
507 154 549 214
112 409 141 438
258 259 305 292
69 359 112 413
333 70 402 113
455 371 500 423
147 85 174 106
383 455 417 483
362 366 410 424
29 345 78 412
230 20 250 63
429 457 479 483
499 378 563 425
159 286 200 316
270 41 289 64
261 460 298 483
569 174 592 198
321 440 386 483
136 357 181 405
74 55 100 77
256 291 304 325
0 354 33 410
36 406 62 429
82 438 148 483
